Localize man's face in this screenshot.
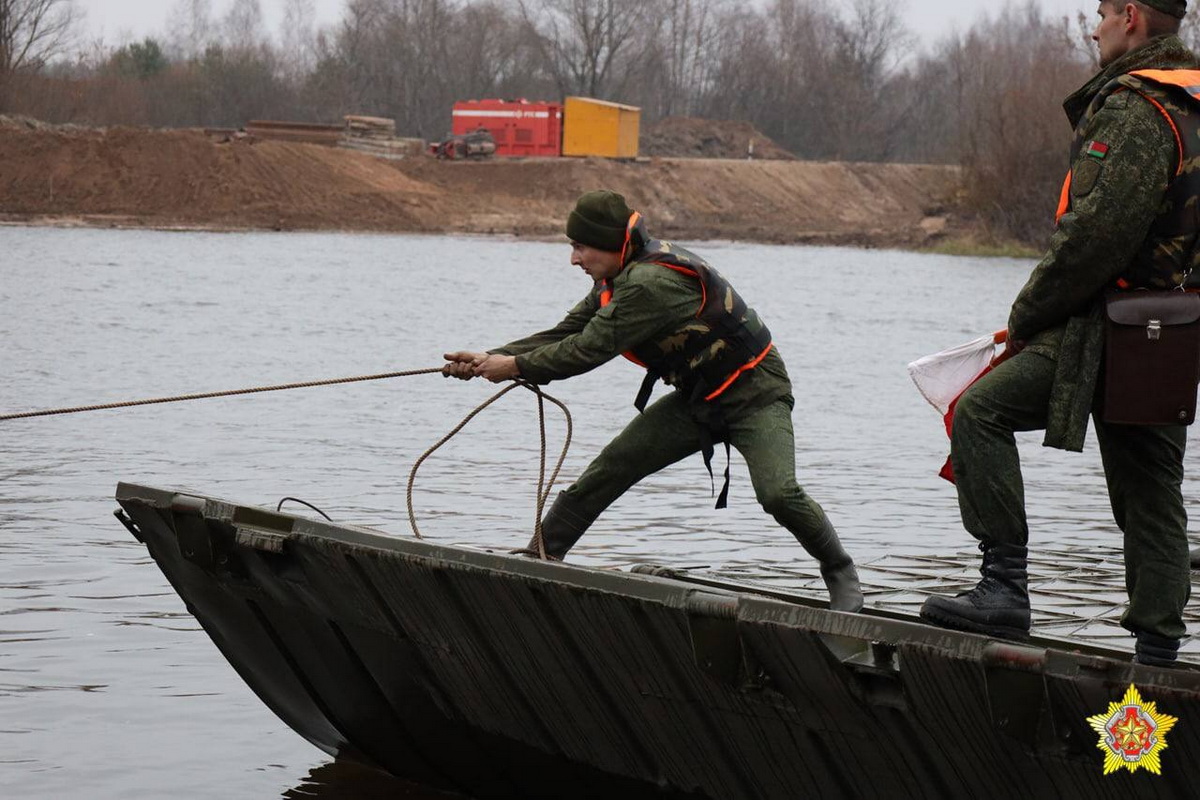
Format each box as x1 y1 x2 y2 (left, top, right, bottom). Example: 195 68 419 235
570 241 623 282
1093 2 1132 68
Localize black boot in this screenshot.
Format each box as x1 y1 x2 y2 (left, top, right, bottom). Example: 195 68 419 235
796 518 864 613
511 492 596 561
1190 548 1200 569
920 542 1031 640
1135 632 1180 667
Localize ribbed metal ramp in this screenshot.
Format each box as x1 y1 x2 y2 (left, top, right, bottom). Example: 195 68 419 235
116 483 1200 800
701 547 1200 660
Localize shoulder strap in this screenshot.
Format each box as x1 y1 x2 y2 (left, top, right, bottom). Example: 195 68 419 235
1128 69 1200 101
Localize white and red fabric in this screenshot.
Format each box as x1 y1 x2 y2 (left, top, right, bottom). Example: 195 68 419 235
908 330 1009 482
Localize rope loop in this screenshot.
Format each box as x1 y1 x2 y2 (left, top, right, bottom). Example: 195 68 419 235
406 379 573 560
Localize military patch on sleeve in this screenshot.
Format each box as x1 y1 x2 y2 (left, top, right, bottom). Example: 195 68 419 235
1072 157 1103 196
1084 140 1109 159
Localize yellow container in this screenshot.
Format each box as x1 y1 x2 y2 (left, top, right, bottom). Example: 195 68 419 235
562 97 640 158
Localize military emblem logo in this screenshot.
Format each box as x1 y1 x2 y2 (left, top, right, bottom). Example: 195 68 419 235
1086 684 1177 775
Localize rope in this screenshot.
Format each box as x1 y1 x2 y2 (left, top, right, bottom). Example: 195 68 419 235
5 364 575 558
529 383 574 557
277 497 333 521
0 368 444 421
407 379 573 560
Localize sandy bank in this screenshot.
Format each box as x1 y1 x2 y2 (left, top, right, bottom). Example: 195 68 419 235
0 124 963 249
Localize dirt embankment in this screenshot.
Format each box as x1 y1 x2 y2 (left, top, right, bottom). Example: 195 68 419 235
0 119 962 249
641 116 797 161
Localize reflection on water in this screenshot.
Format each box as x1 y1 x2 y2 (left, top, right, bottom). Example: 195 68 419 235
1 226 1196 798
284 761 458 798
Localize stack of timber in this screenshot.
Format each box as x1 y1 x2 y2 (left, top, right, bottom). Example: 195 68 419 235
236 116 424 158
244 120 345 146
340 114 425 160
343 115 395 138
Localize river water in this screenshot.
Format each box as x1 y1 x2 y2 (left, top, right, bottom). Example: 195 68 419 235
1 226 1196 798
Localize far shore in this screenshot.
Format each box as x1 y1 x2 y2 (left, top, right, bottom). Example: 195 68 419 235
0 124 1032 257
0 212 1038 260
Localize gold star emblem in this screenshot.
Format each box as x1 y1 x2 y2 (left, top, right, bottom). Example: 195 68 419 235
1087 684 1178 775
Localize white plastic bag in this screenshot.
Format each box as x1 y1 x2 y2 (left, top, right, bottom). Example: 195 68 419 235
907 331 1005 415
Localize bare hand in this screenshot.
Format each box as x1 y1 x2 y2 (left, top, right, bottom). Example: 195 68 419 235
442 351 487 380
474 354 520 383
996 335 1025 365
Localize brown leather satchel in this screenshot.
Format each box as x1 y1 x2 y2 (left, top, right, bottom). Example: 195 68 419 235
1101 290 1200 425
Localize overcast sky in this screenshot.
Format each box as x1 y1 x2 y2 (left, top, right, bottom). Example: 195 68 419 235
77 0 1097 49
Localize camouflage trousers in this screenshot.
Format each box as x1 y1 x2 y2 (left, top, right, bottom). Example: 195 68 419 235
951 349 1190 639
561 391 830 547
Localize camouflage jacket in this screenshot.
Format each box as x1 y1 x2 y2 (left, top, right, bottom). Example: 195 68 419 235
492 250 793 422
1008 35 1200 450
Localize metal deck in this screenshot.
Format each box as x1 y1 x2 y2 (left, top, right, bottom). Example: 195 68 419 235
698 546 1200 660
116 483 1200 800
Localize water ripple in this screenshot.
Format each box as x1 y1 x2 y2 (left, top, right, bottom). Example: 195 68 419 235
3 227 1198 798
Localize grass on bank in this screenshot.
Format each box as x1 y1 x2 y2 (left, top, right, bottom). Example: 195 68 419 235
922 237 1040 259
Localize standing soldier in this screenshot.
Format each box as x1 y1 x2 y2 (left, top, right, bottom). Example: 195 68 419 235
444 190 863 612
921 1 1199 665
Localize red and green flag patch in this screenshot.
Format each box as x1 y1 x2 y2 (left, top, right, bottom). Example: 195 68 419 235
1085 140 1109 159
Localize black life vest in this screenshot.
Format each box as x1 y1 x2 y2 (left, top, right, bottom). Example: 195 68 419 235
597 212 774 412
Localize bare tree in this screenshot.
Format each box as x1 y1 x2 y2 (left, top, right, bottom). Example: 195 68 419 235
0 0 77 105
651 0 725 118
167 0 213 59
309 0 387 119
930 1 1090 243
304 0 463 136
517 0 649 99
445 1 549 100
221 0 266 52
1071 10 1100 69
700 0 837 155
280 0 316 78
820 0 913 160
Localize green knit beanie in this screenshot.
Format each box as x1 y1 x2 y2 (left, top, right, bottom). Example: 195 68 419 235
1140 0 1186 18
565 190 633 252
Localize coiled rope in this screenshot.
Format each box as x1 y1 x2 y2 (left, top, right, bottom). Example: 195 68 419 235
1 368 574 558
406 380 572 559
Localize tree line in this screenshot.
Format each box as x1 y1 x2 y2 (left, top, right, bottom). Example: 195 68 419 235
5 0 1200 246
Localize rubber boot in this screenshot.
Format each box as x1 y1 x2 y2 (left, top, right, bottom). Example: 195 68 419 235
796 518 864 613
919 542 1031 640
1135 632 1180 667
1190 547 1200 569
511 492 596 561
